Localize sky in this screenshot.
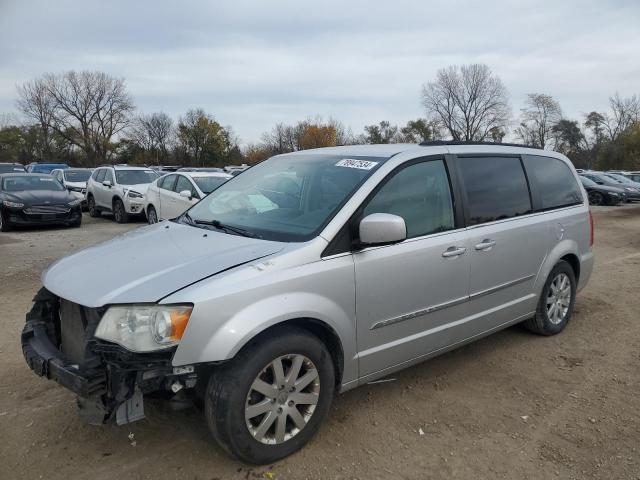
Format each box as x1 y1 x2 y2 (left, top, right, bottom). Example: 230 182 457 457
0 0 639 144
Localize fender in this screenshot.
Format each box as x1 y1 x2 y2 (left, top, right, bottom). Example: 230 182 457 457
534 238 580 297
174 291 358 386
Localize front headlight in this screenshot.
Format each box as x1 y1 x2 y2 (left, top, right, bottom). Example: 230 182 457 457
2 200 24 208
127 190 143 199
94 304 193 352
624 187 637 192
68 199 83 207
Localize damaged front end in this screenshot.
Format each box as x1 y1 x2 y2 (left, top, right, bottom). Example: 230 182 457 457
21 288 199 425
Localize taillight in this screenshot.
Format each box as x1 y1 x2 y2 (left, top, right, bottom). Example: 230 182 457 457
588 209 594 247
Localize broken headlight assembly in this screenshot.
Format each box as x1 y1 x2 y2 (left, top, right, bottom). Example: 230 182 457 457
95 304 193 352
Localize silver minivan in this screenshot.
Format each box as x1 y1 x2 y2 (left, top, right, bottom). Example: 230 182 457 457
22 142 594 463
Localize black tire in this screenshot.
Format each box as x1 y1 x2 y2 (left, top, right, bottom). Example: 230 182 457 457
147 205 158 224
87 195 100 218
588 191 604 206
524 260 576 336
205 326 335 464
0 209 11 232
69 216 82 228
113 198 129 223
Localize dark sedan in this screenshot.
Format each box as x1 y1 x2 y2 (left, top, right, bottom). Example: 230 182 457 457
0 174 82 231
580 172 640 202
579 176 625 206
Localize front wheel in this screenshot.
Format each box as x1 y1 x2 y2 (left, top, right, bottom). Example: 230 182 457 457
588 191 604 206
205 327 335 464
87 195 100 217
147 205 158 224
113 199 129 224
0 210 11 232
524 260 576 335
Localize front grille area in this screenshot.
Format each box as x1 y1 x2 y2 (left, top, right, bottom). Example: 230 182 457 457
59 299 88 365
24 205 71 214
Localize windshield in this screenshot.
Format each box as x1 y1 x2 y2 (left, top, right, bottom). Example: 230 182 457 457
115 169 158 185
64 169 92 182
193 176 230 194
606 173 633 184
580 176 598 187
2 175 64 192
187 154 386 241
0 164 26 173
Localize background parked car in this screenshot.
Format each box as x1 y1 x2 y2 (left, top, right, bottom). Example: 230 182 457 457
86 165 159 223
51 168 93 209
26 163 69 174
579 172 640 201
144 171 232 223
579 176 625 205
177 167 224 172
0 173 82 231
0 162 26 173
603 172 640 191
624 171 640 183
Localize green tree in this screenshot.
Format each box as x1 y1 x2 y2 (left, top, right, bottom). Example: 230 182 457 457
177 109 237 167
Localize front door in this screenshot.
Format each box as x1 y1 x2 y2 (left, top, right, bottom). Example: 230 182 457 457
354 158 470 378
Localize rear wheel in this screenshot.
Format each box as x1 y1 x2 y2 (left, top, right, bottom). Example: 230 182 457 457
524 260 576 335
87 195 100 217
588 191 604 206
205 327 335 464
113 199 129 223
147 205 158 224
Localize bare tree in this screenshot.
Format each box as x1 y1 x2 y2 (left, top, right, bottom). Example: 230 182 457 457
129 112 174 163
17 71 134 165
514 93 563 149
16 78 56 158
421 64 510 141
601 93 640 141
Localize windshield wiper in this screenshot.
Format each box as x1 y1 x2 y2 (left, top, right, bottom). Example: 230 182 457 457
193 218 261 238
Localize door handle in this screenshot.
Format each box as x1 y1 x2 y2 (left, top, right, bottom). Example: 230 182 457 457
474 239 496 251
442 246 467 258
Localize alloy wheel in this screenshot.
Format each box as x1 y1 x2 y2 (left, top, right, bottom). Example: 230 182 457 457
148 207 157 224
546 273 571 325
588 191 603 206
245 354 320 445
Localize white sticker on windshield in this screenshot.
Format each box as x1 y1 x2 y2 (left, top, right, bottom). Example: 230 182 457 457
335 159 379 170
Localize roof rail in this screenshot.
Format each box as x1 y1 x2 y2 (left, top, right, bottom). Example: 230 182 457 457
419 140 543 150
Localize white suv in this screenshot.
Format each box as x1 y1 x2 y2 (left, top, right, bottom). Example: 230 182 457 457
86 165 158 223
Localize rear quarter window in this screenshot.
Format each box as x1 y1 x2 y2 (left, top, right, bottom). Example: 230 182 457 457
523 155 583 211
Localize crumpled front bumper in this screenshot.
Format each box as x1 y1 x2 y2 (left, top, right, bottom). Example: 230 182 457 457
21 288 192 425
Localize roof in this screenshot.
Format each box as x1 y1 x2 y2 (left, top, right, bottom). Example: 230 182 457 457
278 142 566 160
0 172 50 177
99 165 155 170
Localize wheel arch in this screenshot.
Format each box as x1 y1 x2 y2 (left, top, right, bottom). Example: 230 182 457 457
535 239 581 296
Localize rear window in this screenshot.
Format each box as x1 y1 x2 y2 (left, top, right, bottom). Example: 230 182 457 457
192 175 230 194
64 169 92 182
0 164 26 173
458 156 532 225
523 156 583 210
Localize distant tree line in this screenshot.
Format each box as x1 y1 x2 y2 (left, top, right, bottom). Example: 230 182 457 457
1 67 638 170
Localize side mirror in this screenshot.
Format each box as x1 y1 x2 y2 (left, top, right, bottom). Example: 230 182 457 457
179 190 192 200
102 180 112 187
358 213 407 246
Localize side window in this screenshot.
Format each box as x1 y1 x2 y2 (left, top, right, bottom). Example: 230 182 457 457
523 156 583 210
95 169 106 183
174 175 195 196
159 174 176 191
362 160 455 239
458 156 532 225
105 169 115 184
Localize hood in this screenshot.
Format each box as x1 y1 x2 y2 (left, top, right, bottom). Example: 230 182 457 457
121 183 150 195
6 189 75 205
593 184 625 194
42 222 284 307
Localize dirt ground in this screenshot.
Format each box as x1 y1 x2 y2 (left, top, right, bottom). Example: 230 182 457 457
1 206 639 480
